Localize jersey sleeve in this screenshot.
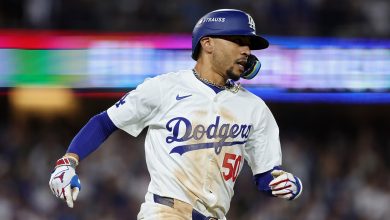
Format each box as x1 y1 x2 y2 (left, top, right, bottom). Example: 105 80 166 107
244 102 282 175
107 77 161 137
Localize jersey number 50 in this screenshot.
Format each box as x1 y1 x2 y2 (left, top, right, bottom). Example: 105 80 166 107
222 153 242 182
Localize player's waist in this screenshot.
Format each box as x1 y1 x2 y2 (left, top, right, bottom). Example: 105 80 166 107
153 193 220 220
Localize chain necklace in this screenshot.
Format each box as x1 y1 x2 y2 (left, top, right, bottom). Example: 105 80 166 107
192 69 226 90
192 69 241 93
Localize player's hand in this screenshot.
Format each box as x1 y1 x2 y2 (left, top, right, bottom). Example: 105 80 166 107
269 170 302 200
49 156 81 208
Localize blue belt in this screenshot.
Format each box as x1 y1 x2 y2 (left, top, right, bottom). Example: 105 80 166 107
153 194 218 220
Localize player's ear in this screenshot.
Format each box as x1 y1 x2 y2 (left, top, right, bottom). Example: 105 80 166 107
199 37 214 55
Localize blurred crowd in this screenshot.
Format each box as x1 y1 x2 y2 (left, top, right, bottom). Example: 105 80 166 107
0 0 389 38
0 98 389 220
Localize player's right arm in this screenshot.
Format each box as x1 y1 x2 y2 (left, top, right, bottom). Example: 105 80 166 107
49 76 162 208
49 110 118 208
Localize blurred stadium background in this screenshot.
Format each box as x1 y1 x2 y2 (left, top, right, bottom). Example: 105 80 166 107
0 0 390 219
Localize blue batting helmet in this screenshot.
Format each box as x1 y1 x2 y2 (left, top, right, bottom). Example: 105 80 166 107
191 9 269 60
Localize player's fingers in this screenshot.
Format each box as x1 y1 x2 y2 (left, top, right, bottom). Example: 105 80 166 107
50 181 61 198
66 198 74 208
58 187 66 200
272 188 292 196
50 179 60 196
72 187 79 201
64 185 74 208
269 174 288 187
50 187 57 196
62 185 70 200
271 182 292 191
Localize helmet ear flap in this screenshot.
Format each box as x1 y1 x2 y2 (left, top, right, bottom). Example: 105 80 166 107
241 54 261 80
192 37 212 60
192 44 201 60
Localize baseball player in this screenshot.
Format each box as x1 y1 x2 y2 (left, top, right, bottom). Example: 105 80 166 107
49 9 302 220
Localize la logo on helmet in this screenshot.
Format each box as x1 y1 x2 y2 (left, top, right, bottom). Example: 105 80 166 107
247 14 256 33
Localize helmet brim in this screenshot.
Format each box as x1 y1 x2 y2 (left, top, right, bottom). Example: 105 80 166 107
248 35 269 50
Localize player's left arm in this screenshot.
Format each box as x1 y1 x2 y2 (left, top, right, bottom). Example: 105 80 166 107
254 167 303 200
245 101 302 200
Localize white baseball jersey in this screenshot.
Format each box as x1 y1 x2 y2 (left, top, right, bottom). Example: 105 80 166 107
107 69 282 219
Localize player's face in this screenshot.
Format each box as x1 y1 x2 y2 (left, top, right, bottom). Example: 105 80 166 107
211 36 251 81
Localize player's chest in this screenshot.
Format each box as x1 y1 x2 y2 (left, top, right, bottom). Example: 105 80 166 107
163 90 253 126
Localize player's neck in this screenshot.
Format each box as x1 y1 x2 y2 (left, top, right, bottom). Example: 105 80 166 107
194 61 227 87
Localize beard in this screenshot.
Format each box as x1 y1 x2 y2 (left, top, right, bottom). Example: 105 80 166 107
226 67 241 81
